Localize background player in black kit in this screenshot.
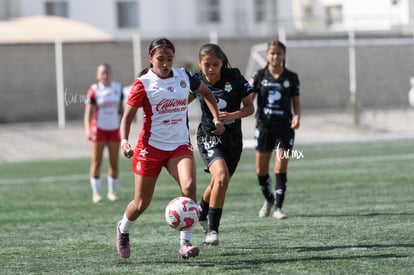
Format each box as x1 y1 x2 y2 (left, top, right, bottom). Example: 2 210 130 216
189 43 254 245
249 40 301 220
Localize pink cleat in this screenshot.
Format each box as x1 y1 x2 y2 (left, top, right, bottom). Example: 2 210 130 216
178 242 199 259
116 221 130 258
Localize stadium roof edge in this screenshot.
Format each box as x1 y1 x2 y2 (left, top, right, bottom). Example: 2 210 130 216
0 15 113 44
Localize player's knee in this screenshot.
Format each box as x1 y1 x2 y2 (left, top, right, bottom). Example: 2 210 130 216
214 172 229 188
91 160 102 171
180 181 196 198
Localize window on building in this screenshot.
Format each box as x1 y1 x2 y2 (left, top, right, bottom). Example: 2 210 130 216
198 0 221 24
117 1 138 28
304 4 314 19
45 1 68 18
254 0 266 23
325 5 343 26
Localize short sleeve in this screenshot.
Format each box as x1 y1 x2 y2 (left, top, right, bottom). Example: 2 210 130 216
291 73 300 96
127 79 146 108
85 85 96 104
186 70 202 91
248 70 261 93
232 68 253 98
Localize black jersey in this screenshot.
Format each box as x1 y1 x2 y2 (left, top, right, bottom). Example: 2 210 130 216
251 67 300 129
193 68 253 138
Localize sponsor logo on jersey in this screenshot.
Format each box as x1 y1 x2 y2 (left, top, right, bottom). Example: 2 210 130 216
267 90 282 103
162 119 182 125
156 98 187 114
224 82 232 92
216 98 227 110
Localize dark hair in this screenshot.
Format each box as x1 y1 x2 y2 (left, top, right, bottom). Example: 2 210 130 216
198 43 231 69
138 37 175 77
267 40 286 67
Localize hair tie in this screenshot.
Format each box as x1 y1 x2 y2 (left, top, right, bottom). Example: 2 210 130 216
149 44 173 56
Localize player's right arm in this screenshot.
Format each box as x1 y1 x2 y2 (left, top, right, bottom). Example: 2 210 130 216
83 86 96 140
120 104 137 158
83 104 92 139
120 79 144 158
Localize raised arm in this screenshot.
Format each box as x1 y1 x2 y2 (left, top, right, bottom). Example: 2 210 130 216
194 82 225 135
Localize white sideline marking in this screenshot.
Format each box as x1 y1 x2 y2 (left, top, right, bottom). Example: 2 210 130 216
236 153 414 170
291 153 414 167
1 153 413 185
0 174 86 185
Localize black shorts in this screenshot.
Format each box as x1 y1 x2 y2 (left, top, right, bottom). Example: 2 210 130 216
255 127 295 153
197 134 242 176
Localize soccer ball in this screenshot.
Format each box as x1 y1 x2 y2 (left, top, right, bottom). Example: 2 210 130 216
165 197 200 231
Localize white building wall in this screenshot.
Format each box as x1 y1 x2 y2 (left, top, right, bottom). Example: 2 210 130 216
339 0 408 30
1 0 413 41
299 0 412 32
0 0 20 19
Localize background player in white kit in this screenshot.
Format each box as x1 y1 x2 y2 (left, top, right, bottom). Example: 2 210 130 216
115 38 225 259
84 64 124 203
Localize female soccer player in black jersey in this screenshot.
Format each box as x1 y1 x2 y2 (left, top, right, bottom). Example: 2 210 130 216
249 40 301 220
189 43 254 245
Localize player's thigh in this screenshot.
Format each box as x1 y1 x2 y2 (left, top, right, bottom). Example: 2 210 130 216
274 150 289 173
91 141 106 164
166 155 195 184
209 158 230 184
165 144 195 182
130 174 158 211
165 146 196 200
273 128 294 173
107 142 120 166
256 151 272 175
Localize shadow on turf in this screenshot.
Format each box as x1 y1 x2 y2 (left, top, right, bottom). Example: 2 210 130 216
294 243 414 252
113 244 409 271
121 253 407 272
295 212 414 218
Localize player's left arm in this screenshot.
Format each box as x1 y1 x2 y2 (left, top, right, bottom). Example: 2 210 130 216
219 95 254 122
195 82 225 135
188 92 196 104
291 95 301 129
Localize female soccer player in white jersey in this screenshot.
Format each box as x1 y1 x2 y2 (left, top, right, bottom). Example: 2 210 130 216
115 38 225 259
84 63 123 203
250 40 301 220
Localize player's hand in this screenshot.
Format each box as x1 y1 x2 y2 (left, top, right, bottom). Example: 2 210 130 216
85 129 91 140
211 121 225 135
122 143 134 158
218 112 233 122
291 115 300 129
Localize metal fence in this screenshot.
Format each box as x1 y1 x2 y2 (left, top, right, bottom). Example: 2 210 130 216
246 33 414 125
1 34 413 125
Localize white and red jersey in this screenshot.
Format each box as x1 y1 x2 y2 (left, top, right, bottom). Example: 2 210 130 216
127 68 201 151
86 81 123 130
